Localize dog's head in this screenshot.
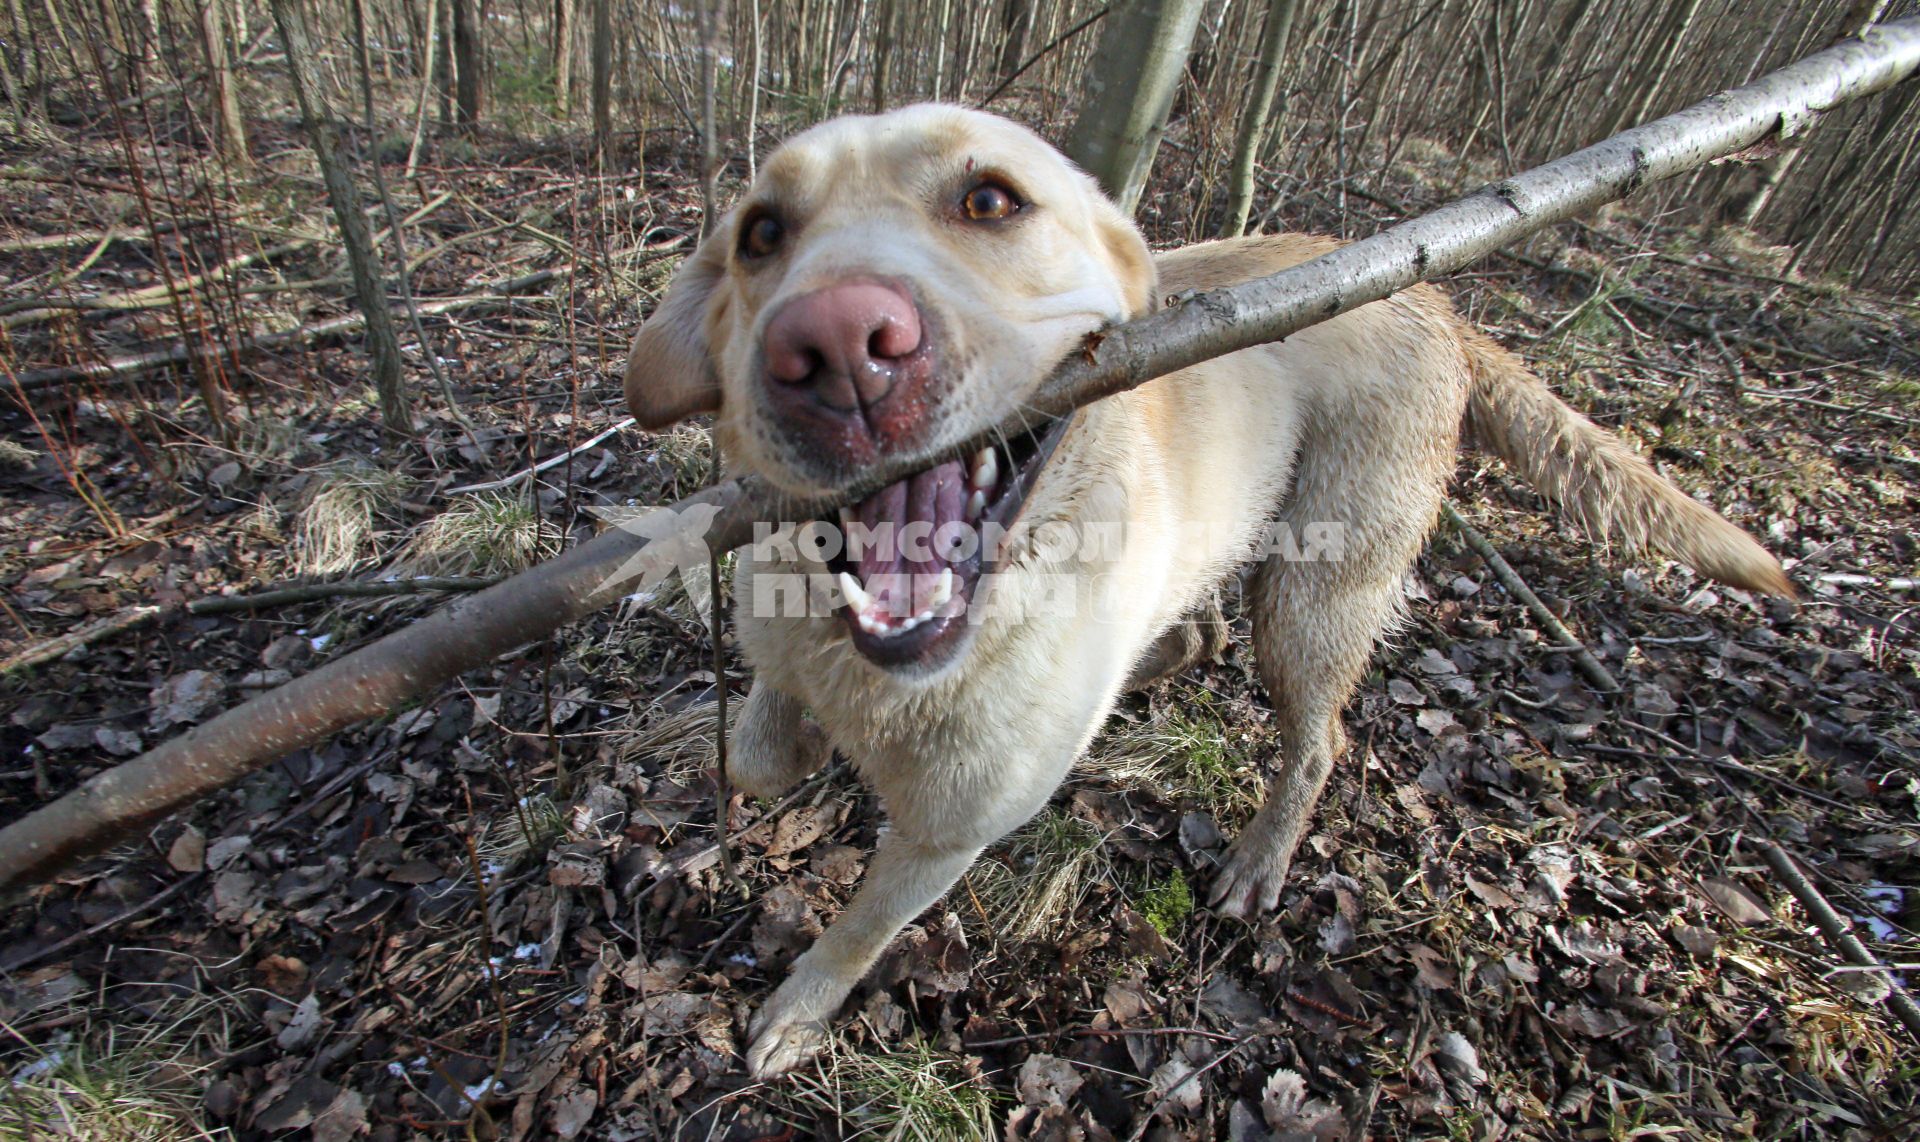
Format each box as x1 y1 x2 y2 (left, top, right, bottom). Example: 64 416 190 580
627 104 1155 672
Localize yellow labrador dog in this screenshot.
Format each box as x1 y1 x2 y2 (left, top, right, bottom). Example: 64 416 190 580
625 105 1791 1076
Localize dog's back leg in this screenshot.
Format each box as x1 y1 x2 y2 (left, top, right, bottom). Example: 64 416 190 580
1124 591 1229 691
1211 397 1460 918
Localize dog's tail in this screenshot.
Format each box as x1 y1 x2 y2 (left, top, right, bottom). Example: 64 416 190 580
1461 331 1794 596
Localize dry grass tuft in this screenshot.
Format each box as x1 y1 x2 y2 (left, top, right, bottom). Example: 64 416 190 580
1785 998 1901 1086
617 699 737 784
641 423 715 501
292 462 411 576
394 491 559 578
476 793 568 868
1 992 232 1141
788 1038 997 1141
968 808 1111 942
1082 696 1261 814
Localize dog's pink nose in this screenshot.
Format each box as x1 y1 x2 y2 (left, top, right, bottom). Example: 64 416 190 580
762 281 923 410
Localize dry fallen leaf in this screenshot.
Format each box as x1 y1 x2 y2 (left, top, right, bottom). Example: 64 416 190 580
1700 877 1771 925
167 825 206 872
1017 1053 1083 1108
148 669 226 730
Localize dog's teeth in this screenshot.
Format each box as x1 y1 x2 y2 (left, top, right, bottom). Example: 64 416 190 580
838 571 872 614
927 567 954 610
966 489 987 520
969 447 998 492
838 507 857 535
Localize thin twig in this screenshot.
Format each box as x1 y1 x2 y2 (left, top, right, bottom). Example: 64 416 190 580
7 267 562 393
1441 501 1619 692
445 419 635 495
978 7 1111 106
0 875 201 973
710 449 748 900
963 1025 1242 1050
1755 839 1920 1042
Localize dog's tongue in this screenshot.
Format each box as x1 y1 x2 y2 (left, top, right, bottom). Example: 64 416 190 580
849 459 967 612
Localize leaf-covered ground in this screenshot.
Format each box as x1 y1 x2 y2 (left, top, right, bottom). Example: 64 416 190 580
2 112 1918 1141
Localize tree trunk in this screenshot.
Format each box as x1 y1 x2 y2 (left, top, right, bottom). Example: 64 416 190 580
930 0 950 102
870 0 892 112
267 0 413 439
1063 0 1206 214
747 0 763 177
1219 0 1298 238
197 0 249 169
697 0 720 237
552 0 573 114
403 0 439 176
998 0 1034 78
591 0 612 158
452 0 485 125
437 0 455 124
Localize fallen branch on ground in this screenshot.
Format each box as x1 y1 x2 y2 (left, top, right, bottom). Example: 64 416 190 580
1 20 1916 891
0 192 454 333
1756 839 1920 1043
5 267 568 394
0 576 497 678
1441 502 1620 692
444 418 637 495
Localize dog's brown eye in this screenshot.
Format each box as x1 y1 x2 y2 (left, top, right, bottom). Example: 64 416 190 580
962 182 1020 221
740 212 784 259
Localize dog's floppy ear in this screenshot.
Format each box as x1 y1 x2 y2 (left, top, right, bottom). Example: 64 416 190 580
625 231 730 430
1087 195 1158 320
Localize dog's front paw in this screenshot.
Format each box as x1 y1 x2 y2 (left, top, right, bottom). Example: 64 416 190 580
745 1009 830 1078
1209 834 1294 920
743 963 850 1078
729 689 829 800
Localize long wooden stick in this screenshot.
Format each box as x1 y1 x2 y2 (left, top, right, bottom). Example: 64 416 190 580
2 20 1918 892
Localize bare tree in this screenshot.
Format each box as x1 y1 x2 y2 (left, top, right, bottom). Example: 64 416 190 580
267 0 413 439
697 0 721 236
452 0 486 125
1064 0 1206 212
195 0 248 168
998 0 1035 78
553 0 574 114
591 0 613 157
1220 0 1299 237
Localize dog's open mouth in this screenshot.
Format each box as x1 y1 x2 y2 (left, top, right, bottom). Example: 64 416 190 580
822 415 1072 669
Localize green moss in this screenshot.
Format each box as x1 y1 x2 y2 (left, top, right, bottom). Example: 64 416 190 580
1140 870 1193 938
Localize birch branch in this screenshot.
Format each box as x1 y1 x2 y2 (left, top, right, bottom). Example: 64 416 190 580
2 18 1917 893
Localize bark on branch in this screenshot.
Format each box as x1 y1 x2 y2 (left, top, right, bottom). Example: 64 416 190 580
3 19 1917 893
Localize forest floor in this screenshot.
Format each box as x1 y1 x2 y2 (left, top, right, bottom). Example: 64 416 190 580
2 103 1919 1142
